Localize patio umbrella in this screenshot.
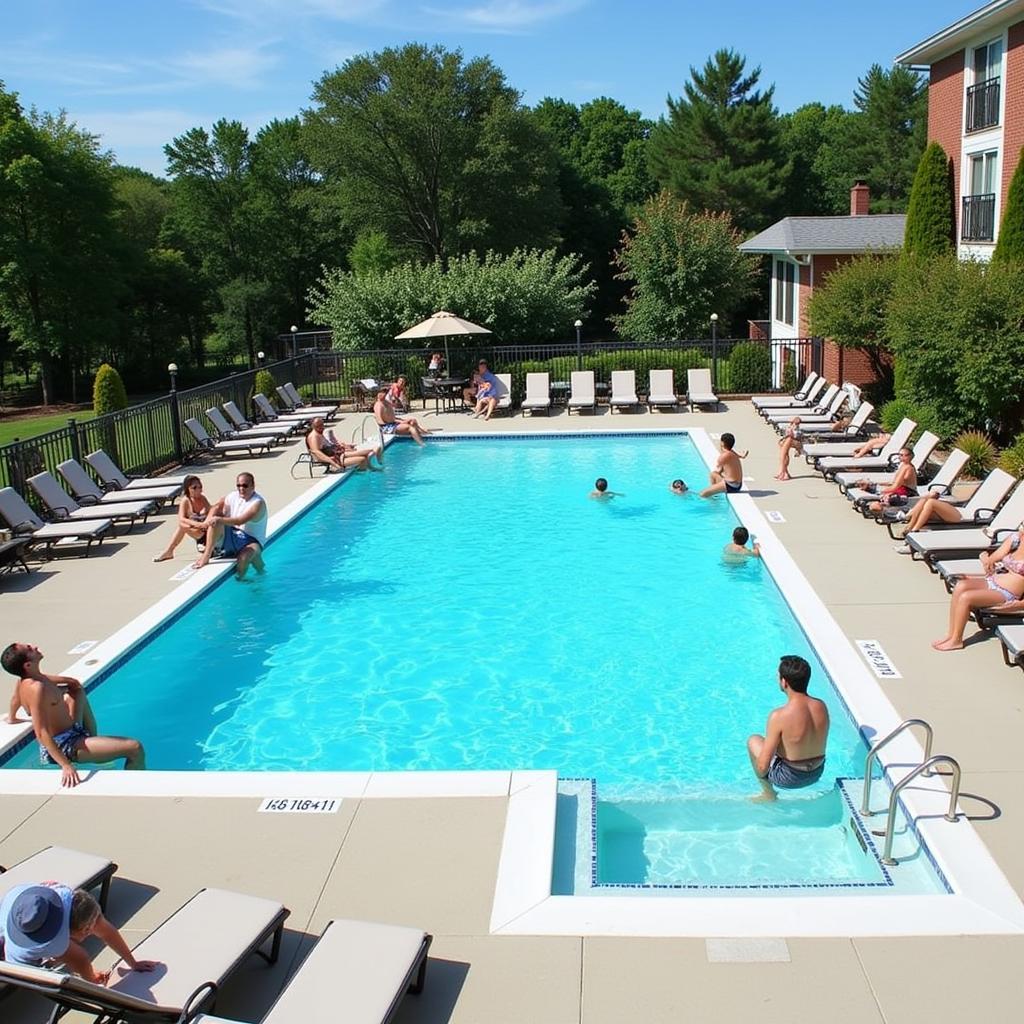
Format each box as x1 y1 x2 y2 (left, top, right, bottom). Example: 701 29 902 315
395 311 491 377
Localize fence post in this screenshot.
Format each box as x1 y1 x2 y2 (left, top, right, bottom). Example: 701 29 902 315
311 353 319 402
68 419 82 464
710 315 719 391
169 387 183 465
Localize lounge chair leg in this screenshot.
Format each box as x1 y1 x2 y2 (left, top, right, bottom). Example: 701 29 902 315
98 873 112 912
410 935 432 993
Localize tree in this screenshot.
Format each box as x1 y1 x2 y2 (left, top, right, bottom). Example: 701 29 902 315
903 142 955 259
779 103 860 215
612 191 760 341
304 44 564 262
92 362 128 414
646 49 789 233
848 64 927 212
993 146 1024 264
349 231 398 276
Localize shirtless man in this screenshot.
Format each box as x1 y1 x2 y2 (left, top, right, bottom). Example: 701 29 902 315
306 417 380 472
373 390 427 446
700 433 748 497
2 643 145 787
747 655 829 802
589 478 622 500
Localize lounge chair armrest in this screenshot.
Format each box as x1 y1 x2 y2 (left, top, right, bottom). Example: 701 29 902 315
178 980 219 1024
971 508 996 523
77 494 101 505
48 505 72 519
886 453 900 467
991 527 1019 540
11 520 37 535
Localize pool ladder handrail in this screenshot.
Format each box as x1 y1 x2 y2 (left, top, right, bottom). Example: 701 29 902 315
352 415 379 446
860 718 934 816
880 755 962 866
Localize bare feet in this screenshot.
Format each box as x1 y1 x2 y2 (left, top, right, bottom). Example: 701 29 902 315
152 553 173 562
774 472 790 481
931 638 964 651
750 791 777 803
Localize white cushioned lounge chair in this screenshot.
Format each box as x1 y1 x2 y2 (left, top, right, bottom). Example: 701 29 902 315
686 368 719 411
751 371 818 410
0 845 116 911
811 418 916 476
492 373 513 416
797 401 875 440
837 431 940 500
764 384 845 425
756 376 828 418
185 419 272 459
995 623 1024 668
29 471 154 531
521 372 551 416
58 458 179 508
0 487 113 557
647 369 678 411
609 370 640 413
567 371 596 414
84 450 186 493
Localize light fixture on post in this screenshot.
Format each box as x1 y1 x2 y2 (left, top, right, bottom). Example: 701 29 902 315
709 313 719 392
290 325 298 359
574 319 583 371
257 351 265 367
167 363 182 463
167 362 178 393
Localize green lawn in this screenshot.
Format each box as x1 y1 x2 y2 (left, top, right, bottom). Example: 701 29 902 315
0 409 96 447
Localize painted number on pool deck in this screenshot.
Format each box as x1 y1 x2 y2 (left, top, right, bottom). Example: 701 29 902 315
258 798 341 814
855 640 902 679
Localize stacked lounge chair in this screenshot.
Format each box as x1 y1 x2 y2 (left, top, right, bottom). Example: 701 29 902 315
223 400 301 437
206 407 290 445
751 371 818 411
253 392 312 425
755 376 828 418
837 431 940 501
277 383 339 419
762 383 842 426
809 418 917 476
58 458 179 508
796 401 875 440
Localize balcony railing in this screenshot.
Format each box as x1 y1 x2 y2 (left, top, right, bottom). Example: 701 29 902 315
962 193 996 242
966 77 1000 132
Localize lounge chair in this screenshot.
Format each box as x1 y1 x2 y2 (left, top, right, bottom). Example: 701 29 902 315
521 372 551 416
28 472 154 531
278 384 339 419
84 450 187 493
0 487 113 557
196 918 431 1024
206 408 288 446
57 459 179 508
765 385 846 426
223 400 302 437
253 393 312 425
811 418 917 477
492 373 513 416
0 536 31 575
1 845 117 911
905 479 1024 565
0 886 288 1024
751 371 818 411
837 431 940 500
995 623 1024 668
609 371 640 413
185 419 272 459
687 368 719 411
756 377 828 418
567 371 596 414
647 369 678 411
797 401 875 440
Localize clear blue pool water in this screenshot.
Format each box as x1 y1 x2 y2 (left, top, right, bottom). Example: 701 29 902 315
6 433 866 788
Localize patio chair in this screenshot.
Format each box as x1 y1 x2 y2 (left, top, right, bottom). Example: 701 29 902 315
0 845 117 911
647 369 678 411
521 372 551 416
198 918 432 1024
28 471 154 531
278 383 339 419
995 623 1024 668
84 450 187 493
686 368 719 411
609 370 640 413
764 384 845 425
797 401 875 440
185 419 273 459
836 431 940 499
812 418 916 477
223 400 302 437
493 373 513 416
755 376 829 418
57 458 179 509
0 886 288 1024
0 536 31 576
0 487 113 558
751 371 818 411
206 408 288 446
253 393 312 425
567 370 596 414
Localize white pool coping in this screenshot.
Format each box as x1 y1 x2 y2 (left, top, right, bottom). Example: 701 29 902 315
3 428 1023 938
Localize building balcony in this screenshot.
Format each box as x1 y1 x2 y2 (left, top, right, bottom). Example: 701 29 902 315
961 193 996 242
966 77 1000 133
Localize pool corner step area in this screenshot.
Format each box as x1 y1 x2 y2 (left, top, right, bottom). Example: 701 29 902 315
553 778 948 896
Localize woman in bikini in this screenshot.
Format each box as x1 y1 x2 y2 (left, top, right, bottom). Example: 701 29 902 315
860 447 917 515
775 416 803 481
153 476 211 562
896 489 969 534
932 528 1024 651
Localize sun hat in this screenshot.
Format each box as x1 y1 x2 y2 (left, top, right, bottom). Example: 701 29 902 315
0 883 71 964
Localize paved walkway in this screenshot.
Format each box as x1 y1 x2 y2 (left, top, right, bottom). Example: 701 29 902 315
2 400 1023 1022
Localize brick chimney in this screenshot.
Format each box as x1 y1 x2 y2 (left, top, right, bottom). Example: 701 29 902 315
850 180 870 216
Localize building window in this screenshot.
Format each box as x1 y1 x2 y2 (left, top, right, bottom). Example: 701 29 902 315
774 259 795 326
962 150 998 242
967 38 1001 132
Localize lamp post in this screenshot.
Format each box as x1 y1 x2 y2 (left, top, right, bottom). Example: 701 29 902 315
290 325 298 360
167 362 178 392
167 363 182 463
710 313 719 392
574 319 583 371
257 351 265 367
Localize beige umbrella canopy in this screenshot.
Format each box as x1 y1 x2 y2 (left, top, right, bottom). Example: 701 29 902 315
395 311 491 376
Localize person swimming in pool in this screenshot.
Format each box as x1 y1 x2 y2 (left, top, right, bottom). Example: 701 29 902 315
670 479 688 495
723 526 760 560
747 655 829 802
589 478 622 499
700 433 748 497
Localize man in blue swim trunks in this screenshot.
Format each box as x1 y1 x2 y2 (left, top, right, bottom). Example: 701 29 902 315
700 433 748 498
2 643 145 788
747 655 829 802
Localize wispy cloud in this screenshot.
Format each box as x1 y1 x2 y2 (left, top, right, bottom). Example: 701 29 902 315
191 0 388 26
171 44 280 89
421 0 588 32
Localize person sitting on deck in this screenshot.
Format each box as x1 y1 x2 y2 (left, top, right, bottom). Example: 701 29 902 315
307 418 380 472
192 472 267 579
700 433 748 497
386 376 410 412
471 360 501 420
747 655 829 802
776 417 803 482
373 390 428 446
153 474 211 562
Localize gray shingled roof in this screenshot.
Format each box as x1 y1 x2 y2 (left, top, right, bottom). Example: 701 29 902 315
738 215 906 255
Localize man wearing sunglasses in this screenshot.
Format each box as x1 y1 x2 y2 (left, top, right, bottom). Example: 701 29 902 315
192 472 267 579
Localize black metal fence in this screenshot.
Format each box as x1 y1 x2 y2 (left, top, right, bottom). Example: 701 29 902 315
962 193 996 242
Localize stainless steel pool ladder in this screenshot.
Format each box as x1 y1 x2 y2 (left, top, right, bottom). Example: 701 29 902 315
879 755 962 866
352 415 379 446
860 718 934 816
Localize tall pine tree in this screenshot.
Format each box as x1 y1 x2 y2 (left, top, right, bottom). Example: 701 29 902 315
647 49 789 234
993 147 1024 263
903 141 955 259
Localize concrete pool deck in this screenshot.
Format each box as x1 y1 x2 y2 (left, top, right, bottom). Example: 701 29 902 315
2 401 1024 1022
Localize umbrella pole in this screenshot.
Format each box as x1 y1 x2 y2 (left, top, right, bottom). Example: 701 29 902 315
444 337 451 381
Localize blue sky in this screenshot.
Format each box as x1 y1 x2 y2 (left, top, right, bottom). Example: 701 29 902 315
3 0 973 176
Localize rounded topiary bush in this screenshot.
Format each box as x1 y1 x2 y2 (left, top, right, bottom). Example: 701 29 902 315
953 430 998 479
92 363 128 415
253 369 278 403
724 342 771 393
998 433 1024 479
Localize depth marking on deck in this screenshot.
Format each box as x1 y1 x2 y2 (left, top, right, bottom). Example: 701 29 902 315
170 566 197 582
706 938 790 963
67 640 98 655
765 511 786 523
856 640 902 679
258 797 342 814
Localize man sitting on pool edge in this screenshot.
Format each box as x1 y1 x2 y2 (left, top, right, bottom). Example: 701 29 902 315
192 471 267 579
747 655 829 802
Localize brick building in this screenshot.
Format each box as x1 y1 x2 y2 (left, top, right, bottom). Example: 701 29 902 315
896 0 1024 258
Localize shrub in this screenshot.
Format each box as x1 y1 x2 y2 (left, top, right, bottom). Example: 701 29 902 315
999 432 1024 479
952 430 998 479
725 342 771 393
993 145 1024 265
780 359 798 395
252 369 278 403
92 364 128 415
902 142 955 260
878 398 954 443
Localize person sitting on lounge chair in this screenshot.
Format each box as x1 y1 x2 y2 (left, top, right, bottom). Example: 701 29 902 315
897 491 970 534
373 391 427 446
932 529 1024 651
153 475 211 562
850 432 891 460
776 417 803 481
858 447 917 515
0 883 158 982
471 360 501 420
2 643 145 786
307 418 379 472
192 472 267 579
